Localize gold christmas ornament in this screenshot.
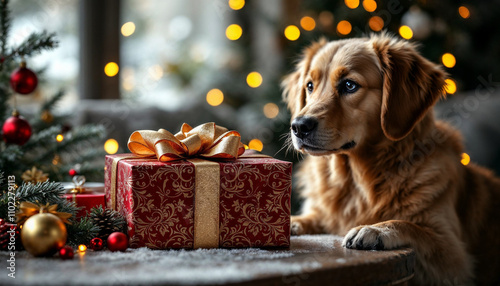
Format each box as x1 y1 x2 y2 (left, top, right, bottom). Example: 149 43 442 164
40 110 54 123
17 202 72 257
21 213 67 256
21 166 49 184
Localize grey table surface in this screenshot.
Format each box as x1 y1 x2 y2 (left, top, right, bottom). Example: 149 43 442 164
1 234 415 286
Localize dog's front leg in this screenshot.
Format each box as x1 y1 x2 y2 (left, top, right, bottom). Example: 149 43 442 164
342 220 473 285
291 212 324 235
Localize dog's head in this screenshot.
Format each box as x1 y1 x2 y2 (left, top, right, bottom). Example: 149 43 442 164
282 33 446 156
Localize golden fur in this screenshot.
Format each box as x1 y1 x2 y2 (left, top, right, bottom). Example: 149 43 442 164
282 34 500 285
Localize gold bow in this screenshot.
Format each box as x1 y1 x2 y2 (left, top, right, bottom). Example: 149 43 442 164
16 202 72 225
128 122 245 161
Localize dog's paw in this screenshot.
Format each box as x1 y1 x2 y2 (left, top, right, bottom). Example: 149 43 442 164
291 218 305 236
291 216 315 235
291 222 303 236
342 225 398 250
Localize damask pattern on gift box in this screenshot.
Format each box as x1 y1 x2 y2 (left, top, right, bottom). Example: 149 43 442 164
105 155 291 249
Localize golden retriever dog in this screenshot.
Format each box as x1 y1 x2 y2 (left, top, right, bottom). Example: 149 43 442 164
282 33 500 285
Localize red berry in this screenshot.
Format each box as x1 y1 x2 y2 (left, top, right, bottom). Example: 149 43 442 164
59 246 74 260
69 169 77 176
89 237 104 251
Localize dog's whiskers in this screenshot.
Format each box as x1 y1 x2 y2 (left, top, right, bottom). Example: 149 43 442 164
275 131 302 159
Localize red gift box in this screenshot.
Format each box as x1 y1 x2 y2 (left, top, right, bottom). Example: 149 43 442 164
104 153 292 249
62 183 105 218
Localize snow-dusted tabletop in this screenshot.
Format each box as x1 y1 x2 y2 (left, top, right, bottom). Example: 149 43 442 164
3 234 415 285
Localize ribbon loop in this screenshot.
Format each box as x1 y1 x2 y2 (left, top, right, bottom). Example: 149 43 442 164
16 201 72 225
128 122 245 161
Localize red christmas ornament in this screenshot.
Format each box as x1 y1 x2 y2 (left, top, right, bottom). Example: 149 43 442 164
59 245 74 260
68 169 77 176
2 111 32 145
10 62 38 95
89 237 104 251
107 232 128 252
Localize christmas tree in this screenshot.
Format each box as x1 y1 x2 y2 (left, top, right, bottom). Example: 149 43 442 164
0 0 105 184
0 0 117 248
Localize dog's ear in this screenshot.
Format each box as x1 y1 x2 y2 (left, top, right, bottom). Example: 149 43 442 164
371 35 447 141
282 38 327 117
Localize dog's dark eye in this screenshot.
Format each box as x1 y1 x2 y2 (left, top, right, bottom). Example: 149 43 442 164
306 81 314 93
339 80 360 94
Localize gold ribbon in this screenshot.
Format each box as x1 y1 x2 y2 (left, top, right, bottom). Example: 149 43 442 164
109 154 147 210
188 158 220 248
128 122 245 161
110 123 247 248
16 201 72 225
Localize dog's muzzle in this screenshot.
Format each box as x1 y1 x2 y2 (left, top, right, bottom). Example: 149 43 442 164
291 116 318 139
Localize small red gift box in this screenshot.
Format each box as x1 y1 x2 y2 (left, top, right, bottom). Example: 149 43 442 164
62 182 105 218
104 153 292 249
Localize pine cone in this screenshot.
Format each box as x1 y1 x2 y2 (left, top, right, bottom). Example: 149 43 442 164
0 218 23 251
89 206 126 242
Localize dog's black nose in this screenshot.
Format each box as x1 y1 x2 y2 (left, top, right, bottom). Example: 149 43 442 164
291 117 318 139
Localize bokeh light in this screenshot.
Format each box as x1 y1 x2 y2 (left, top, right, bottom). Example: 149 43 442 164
206 88 224 106
246 72 263 88
121 22 136 37
319 11 334 28
263 103 279 119
368 16 384 31
149 64 164 80
362 0 377 12
461 153 470 165
226 24 242 40
284 25 300 41
442 53 456 68
337 20 352 35
300 16 316 31
248 139 263 152
228 0 245 10
104 62 119 77
122 80 134 91
78 244 87 252
56 134 64 142
444 79 457 94
458 6 470 19
344 0 359 9
104 139 119 155
399 25 413 40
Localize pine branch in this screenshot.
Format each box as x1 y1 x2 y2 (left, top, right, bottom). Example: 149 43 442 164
29 114 66 133
40 89 65 112
66 216 100 246
53 197 79 218
10 31 58 58
0 0 10 62
0 144 23 171
0 85 10 120
14 181 66 205
33 125 106 162
21 125 61 150
0 181 79 219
